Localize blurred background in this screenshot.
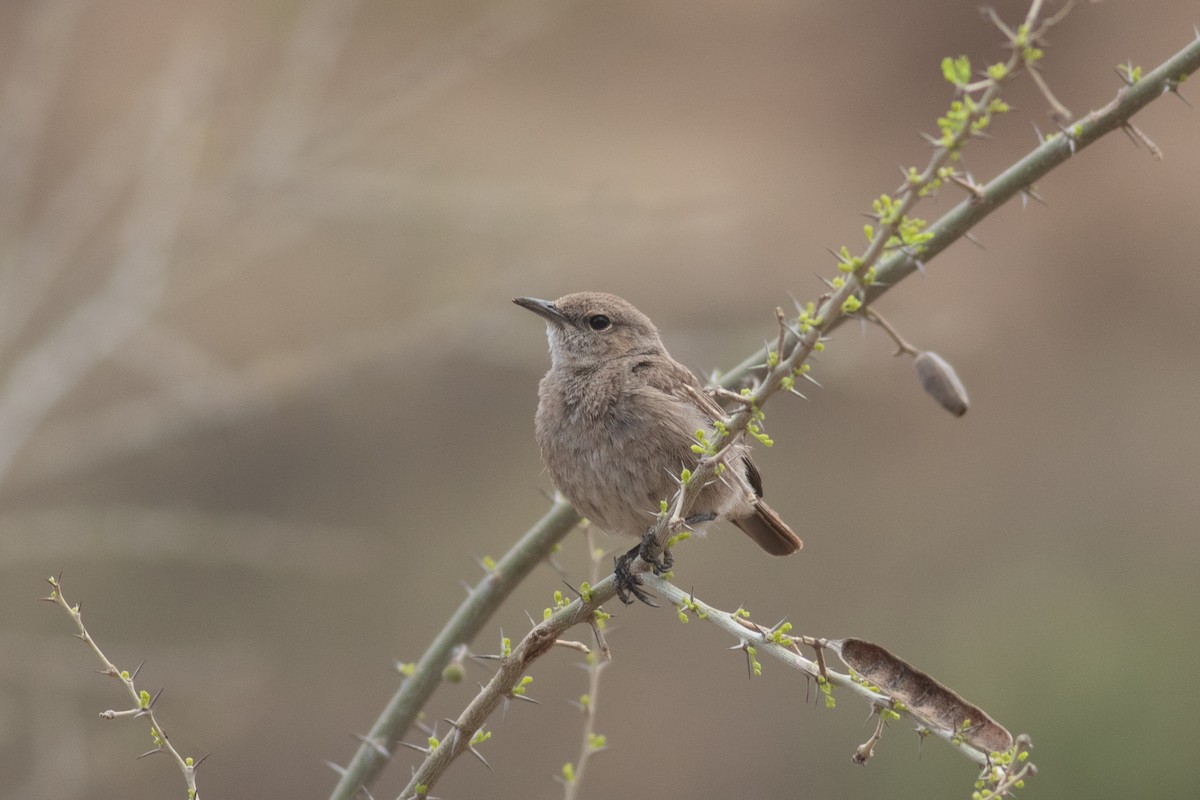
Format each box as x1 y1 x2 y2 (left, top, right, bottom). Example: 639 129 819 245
1 1 1197 798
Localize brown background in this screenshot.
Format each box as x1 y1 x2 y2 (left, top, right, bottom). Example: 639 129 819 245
2 1 1198 798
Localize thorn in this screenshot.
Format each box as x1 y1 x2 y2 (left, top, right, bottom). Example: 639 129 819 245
1031 121 1046 145
193 752 212 769
137 747 163 760
352 733 391 759
1165 80 1192 107
963 231 986 250
1019 186 1046 208
130 660 146 681
325 761 349 777
1054 122 1077 155
468 745 494 771
148 687 164 709
1122 122 1163 160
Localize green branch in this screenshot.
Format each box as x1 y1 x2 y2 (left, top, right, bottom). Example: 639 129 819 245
327 499 581 800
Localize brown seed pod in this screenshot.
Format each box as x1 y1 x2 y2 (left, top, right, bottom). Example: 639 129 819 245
828 638 1013 755
914 351 969 416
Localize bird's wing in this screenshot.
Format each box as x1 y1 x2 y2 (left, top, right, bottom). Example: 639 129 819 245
633 354 726 419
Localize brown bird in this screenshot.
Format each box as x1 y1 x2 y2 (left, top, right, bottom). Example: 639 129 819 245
515 291 802 603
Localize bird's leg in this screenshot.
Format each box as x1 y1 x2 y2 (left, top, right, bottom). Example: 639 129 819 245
613 544 657 606
684 511 717 527
637 525 667 573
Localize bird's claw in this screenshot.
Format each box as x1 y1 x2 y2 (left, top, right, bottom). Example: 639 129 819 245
613 546 658 606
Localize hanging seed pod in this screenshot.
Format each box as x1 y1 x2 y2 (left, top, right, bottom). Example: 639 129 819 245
914 351 969 416
828 638 1013 755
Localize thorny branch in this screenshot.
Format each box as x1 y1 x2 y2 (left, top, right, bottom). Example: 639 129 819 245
44 576 204 799
344 6 1200 799
386 4 1200 796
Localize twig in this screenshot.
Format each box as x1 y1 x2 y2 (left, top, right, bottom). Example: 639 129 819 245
396 572 1034 800
562 528 610 800
43 576 202 798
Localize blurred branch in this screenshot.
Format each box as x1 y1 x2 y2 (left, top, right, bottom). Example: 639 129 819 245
0 31 220 484
243 0 360 184
0 20 161 356
10 296 491 489
311 0 565 166
0 0 85 239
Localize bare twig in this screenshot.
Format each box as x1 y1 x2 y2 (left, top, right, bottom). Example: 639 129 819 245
43 576 202 798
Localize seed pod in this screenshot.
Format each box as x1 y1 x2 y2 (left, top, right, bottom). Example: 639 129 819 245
914 350 969 416
829 638 1013 755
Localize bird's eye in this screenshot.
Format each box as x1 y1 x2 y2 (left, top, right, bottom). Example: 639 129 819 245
588 314 611 331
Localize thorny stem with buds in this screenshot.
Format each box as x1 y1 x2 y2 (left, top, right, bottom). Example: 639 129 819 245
638 0 1081 562
398 569 1037 800
44 575 203 800
560 527 610 800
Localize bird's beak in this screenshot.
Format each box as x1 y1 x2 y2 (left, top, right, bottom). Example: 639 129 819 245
513 296 567 324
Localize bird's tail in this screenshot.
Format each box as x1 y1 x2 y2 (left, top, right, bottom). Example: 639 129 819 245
731 500 803 556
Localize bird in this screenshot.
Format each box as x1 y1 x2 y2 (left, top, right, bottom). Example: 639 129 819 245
514 291 802 603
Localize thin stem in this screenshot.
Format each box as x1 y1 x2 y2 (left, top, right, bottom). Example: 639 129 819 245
45 576 201 798
562 528 608 800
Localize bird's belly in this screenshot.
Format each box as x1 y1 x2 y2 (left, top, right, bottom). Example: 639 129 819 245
539 412 742 538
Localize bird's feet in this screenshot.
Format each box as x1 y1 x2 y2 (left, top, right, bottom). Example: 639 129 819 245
612 525 676 605
613 543 657 606
612 516 711 605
